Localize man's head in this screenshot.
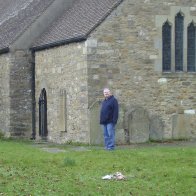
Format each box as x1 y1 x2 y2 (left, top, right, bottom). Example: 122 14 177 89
103 88 111 99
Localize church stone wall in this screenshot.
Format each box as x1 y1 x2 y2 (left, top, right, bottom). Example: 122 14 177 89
0 53 11 135
86 0 196 141
35 43 89 143
0 50 33 138
9 50 33 138
1 0 196 144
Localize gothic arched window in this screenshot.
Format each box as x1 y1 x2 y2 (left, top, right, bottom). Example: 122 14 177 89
158 8 196 73
175 12 184 71
162 21 172 72
187 21 196 72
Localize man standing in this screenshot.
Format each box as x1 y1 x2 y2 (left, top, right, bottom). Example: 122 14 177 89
100 88 119 150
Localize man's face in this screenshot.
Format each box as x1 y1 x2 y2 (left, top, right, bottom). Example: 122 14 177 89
103 89 111 99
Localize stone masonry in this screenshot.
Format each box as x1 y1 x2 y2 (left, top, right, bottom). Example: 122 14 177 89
34 0 196 143
35 43 89 143
0 0 196 143
9 50 33 138
0 50 33 138
0 53 11 135
86 0 196 141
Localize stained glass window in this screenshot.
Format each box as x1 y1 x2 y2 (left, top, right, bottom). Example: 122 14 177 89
187 22 196 72
175 12 184 71
162 21 171 71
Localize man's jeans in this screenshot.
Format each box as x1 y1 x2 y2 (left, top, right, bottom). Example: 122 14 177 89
102 123 115 150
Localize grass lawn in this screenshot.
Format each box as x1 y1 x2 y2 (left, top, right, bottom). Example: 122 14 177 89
0 140 195 196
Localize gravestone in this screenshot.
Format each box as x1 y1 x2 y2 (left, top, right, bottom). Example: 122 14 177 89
128 107 150 143
149 116 164 141
89 101 126 145
115 104 126 144
188 114 196 140
172 114 190 139
89 101 103 145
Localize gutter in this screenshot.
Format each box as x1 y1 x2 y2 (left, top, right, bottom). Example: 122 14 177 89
31 50 36 140
0 47 9 54
30 36 87 52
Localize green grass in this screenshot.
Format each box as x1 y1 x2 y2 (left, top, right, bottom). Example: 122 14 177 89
0 140 195 196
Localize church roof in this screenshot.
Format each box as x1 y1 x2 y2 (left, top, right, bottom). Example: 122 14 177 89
0 0 55 52
0 0 122 53
32 0 123 51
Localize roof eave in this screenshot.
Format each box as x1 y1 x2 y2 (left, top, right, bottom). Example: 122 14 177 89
0 47 10 54
31 36 87 52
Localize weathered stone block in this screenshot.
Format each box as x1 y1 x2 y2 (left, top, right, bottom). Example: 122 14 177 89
89 101 103 145
149 116 164 141
172 114 191 139
126 107 150 143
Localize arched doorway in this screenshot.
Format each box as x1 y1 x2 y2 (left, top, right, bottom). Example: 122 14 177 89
39 88 48 138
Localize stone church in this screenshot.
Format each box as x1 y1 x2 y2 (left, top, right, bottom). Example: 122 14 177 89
0 0 195 144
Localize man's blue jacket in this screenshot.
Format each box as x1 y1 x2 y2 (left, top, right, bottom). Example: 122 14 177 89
100 95 119 125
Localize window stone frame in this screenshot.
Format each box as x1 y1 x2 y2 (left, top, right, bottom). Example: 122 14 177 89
155 6 196 74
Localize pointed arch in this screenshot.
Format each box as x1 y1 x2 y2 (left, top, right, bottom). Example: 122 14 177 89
187 21 196 72
175 11 184 71
39 88 48 138
162 20 172 71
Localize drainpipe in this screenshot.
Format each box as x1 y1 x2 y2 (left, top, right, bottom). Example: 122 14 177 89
31 51 36 140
